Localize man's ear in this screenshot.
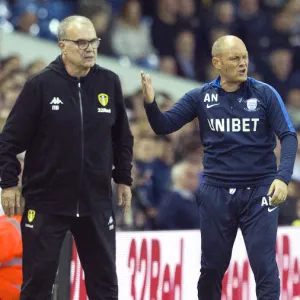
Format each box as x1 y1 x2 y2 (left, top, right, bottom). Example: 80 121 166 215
212 57 221 70
58 40 65 52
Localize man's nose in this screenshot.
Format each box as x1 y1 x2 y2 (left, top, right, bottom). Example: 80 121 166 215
86 42 94 52
239 59 247 67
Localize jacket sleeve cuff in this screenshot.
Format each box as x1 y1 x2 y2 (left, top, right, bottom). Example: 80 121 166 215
0 179 19 189
275 173 291 185
112 170 132 186
143 98 157 107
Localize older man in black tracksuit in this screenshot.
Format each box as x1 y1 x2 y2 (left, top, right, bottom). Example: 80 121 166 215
0 15 133 300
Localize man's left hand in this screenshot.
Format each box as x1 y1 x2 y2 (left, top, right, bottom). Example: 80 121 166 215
268 179 288 206
116 184 132 216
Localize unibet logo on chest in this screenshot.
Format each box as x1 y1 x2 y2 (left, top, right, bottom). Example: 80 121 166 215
207 118 259 132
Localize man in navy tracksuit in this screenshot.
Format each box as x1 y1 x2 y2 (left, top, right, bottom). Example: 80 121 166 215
141 36 298 300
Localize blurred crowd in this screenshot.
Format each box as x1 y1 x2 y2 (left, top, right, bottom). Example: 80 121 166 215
1 0 300 231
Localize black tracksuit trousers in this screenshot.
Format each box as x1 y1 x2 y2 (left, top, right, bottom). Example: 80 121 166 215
20 207 117 300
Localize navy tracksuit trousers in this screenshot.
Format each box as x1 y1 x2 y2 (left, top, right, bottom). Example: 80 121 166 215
197 184 280 300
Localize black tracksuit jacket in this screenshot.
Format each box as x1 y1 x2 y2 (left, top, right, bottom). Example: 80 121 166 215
0 56 133 216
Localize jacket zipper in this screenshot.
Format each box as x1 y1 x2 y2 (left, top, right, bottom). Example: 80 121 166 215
77 80 84 217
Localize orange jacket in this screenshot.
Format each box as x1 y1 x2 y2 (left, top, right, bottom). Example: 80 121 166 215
0 215 22 300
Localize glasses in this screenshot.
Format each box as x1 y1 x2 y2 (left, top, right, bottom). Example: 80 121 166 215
61 38 101 50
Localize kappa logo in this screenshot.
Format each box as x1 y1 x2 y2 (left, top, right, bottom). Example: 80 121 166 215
108 216 114 230
50 97 63 111
244 98 260 112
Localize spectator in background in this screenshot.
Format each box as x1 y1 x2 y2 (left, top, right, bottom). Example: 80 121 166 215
0 57 46 122
172 120 201 162
199 1 236 65
111 0 154 61
211 1 235 30
90 4 114 56
209 27 230 48
151 0 179 56
156 91 174 112
155 160 200 230
286 89 300 128
132 134 164 228
235 0 272 63
174 30 197 80
285 0 300 48
0 56 21 80
265 48 300 101
149 136 174 207
124 88 148 120
1 84 22 116
25 59 46 76
159 56 178 76
134 135 155 182
270 7 295 49
78 0 109 16
278 177 300 225
278 129 300 226
15 10 38 34
178 0 201 33
183 140 203 171
262 0 285 12
204 62 220 82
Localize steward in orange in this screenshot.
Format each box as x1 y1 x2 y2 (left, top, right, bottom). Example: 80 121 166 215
0 213 22 300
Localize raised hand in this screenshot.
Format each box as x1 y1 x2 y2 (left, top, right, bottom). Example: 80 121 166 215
141 71 155 104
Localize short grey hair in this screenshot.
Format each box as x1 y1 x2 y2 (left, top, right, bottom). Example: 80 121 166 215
57 15 92 40
171 160 191 188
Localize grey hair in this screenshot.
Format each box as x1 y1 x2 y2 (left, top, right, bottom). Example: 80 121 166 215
171 160 191 188
57 15 92 40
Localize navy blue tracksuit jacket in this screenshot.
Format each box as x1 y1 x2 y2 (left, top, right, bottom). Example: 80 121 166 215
144 76 298 300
